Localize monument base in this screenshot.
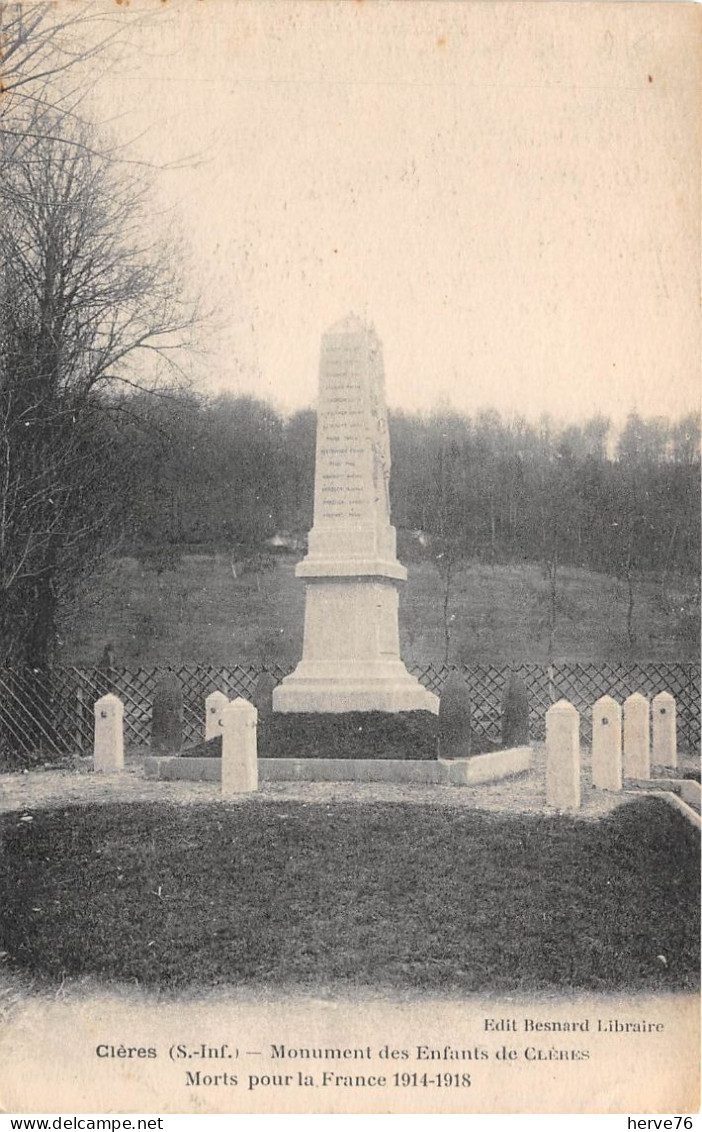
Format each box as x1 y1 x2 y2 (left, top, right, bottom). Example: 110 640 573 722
272 661 439 714
272 576 439 714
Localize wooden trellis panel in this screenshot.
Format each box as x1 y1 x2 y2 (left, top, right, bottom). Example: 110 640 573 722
71 664 293 750
550 662 701 748
407 662 557 743
0 660 699 761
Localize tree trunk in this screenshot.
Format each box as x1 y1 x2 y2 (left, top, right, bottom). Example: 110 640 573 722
659 522 678 610
442 554 453 666
25 566 59 670
547 550 558 660
626 565 636 648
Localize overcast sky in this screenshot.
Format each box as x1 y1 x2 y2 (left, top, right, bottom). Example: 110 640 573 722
89 0 699 424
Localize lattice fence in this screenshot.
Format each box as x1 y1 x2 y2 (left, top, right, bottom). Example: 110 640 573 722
0 660 699 761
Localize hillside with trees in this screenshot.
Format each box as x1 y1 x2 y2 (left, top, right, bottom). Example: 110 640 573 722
116 392 700 587
52 392 699 668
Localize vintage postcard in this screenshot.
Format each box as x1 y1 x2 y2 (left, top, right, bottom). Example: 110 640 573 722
0 0 699 1118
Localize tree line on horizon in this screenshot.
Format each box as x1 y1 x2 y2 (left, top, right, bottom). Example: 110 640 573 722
113 391 698 664
119 390 700 584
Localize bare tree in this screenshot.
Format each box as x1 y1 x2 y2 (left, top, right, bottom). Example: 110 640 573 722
427 413 467 665
0 106 197 666
0 2 131 170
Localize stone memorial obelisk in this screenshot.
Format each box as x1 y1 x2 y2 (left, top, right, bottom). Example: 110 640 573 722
273 315 439 714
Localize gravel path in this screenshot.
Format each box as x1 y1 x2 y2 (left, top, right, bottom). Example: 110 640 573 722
0 747 642 819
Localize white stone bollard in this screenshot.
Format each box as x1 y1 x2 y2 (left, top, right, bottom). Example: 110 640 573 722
591 695 622 791
221 697 258 796
546 699 581 810
623 692 650 779
651 691 677 768
93 693 124 773
205 691 229 740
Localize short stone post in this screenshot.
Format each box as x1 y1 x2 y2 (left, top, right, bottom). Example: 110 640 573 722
205 691 229 740
221 698 258 796
623 692 650 779
94 693 124 773
591 695 622 791
651 691 677 768
546 699 580 810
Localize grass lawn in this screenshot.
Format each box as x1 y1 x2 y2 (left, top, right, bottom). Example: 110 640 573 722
0 797 698 994
59 554 700 667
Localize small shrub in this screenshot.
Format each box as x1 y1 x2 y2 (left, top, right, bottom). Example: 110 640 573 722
438 671 472 759
151 672 183 753
253 672 277 718
501 673 530 747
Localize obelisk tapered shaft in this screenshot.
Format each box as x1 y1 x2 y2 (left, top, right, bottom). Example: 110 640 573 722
273 315 438 714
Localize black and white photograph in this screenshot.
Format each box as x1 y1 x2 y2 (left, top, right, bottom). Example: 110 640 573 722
0 0 699 1118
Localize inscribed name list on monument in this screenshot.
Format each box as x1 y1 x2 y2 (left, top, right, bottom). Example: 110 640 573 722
303 315 402 577
273 315 438 714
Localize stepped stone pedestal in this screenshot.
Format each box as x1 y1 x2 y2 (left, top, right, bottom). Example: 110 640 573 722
273 316 438 715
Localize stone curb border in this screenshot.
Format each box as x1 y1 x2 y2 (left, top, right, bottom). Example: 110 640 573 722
144 746 534 787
